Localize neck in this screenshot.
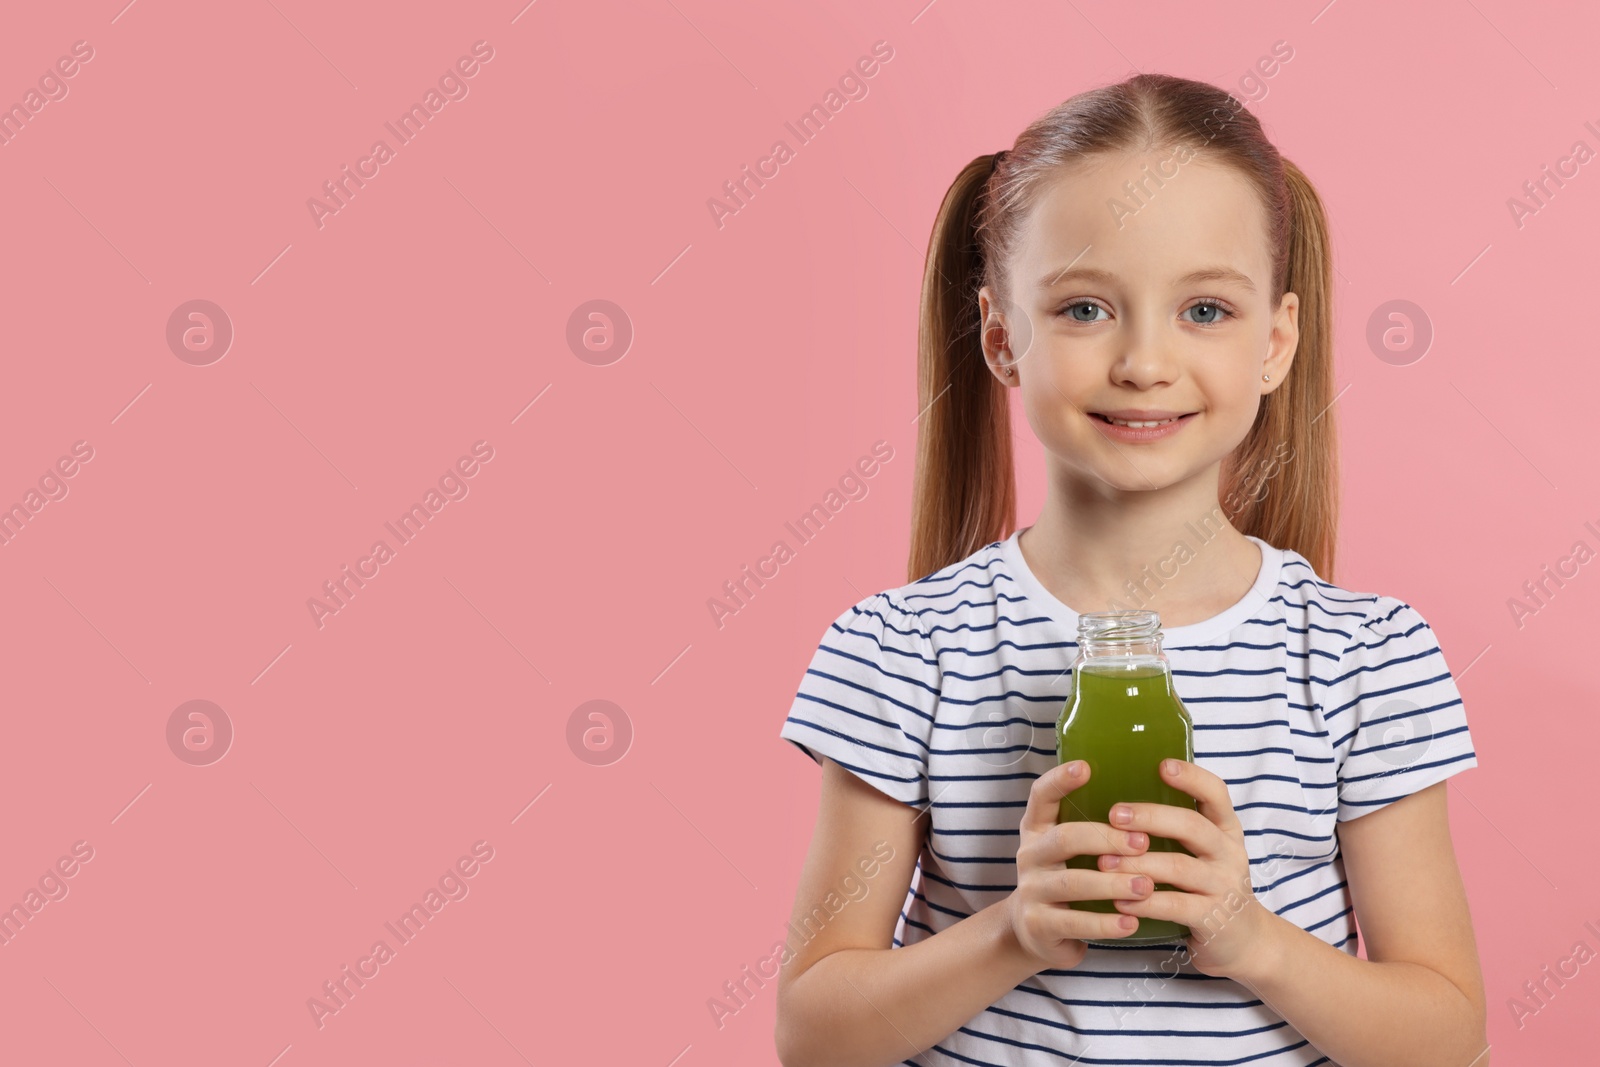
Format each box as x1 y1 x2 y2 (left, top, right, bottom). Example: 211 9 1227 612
1021 462 1260 626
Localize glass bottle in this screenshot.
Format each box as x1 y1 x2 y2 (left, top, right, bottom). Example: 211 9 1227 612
1056 610 1198 946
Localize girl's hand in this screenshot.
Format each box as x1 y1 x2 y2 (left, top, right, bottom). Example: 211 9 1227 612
1007 760 1157 971
1097 758 1279 979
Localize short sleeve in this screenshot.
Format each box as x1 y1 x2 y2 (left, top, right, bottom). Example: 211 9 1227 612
1321 597 1480 821
779 592 942 808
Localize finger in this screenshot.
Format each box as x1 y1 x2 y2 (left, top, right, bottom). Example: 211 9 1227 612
1037 904 1142 943
1114 890 1245 937
1041 867 1154 904
1097 849 1213 894
1020 760 1091 834
1020 822 1147 869
1108 801 1224 858
1158 759 1243 835
1111 890 1199 927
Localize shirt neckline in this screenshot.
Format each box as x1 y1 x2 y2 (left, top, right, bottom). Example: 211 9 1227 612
998 526 1283 647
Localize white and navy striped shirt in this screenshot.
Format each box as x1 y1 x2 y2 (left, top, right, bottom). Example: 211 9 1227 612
780 528 1479 1066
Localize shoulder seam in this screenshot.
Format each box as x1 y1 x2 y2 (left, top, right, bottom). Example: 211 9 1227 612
1336 596 1405 664
879 590 935 646
877 591 944 701
1311 595 1397 735
882 542 1007 640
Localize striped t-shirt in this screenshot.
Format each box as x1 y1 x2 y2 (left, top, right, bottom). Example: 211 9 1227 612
780 527 1479 1067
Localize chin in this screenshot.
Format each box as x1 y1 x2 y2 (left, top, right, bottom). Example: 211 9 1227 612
1090 450 1198 491
1054 457 1168 493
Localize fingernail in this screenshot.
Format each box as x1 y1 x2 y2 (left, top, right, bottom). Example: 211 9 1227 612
1102 854 1121 869
1133 876 1151 894
1162 759 1178 775
1067 761 1083 777
1129 832 1148 849
1120 915 1138 929
1111 805 1132 825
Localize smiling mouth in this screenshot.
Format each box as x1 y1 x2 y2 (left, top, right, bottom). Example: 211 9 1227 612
1090 413 1197 428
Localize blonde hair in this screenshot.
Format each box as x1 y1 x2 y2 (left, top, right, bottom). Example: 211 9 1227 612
908 73 1338 583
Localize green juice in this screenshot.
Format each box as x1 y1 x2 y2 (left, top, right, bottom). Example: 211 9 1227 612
1056 660 1198 946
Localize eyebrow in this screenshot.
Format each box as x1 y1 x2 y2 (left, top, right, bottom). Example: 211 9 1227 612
1036 265 1258 294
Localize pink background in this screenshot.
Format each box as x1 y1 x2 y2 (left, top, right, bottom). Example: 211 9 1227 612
0 0 1594 1063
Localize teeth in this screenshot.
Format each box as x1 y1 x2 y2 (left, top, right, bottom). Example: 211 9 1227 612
1104 415 1179 428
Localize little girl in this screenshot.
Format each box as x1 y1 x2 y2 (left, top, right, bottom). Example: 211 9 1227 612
774 74 1487 1067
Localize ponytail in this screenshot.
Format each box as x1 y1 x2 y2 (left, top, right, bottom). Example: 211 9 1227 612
907 154 1017 584
1219 159 1339 580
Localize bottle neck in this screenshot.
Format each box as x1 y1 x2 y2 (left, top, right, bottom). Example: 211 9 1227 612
1076 641 1168 673
1079 637 1165 661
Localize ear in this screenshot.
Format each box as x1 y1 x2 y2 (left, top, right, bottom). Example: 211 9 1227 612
977 285 1022 387
1262 290 1300 393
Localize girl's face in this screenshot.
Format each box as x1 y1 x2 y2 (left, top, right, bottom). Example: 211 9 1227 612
978 149 1300 496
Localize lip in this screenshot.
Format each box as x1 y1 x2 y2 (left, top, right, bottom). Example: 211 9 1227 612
1088 410 1197 443
1090 409 1193 421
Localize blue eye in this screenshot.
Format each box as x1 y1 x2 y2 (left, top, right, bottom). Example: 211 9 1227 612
1058 300 1107 322
1184 300 1232 325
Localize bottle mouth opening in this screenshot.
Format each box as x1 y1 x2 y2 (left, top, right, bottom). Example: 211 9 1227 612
1078 609 1161 642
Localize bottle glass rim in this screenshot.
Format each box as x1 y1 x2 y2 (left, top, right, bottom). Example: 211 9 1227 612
1077 609 1161 642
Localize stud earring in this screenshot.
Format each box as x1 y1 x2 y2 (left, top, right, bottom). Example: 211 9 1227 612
1262 374 1270 381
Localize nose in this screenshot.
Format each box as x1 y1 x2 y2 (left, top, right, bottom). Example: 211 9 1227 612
1109 315 1180 389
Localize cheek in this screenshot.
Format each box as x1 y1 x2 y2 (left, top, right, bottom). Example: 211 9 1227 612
1018 369 1109 465
1207 361 1267 418
1017 367 1077 442
1023 348 1098 421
